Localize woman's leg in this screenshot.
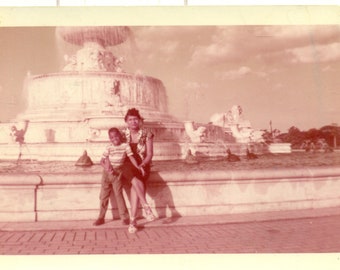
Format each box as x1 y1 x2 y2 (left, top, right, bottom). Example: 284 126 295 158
131 177 148 205
128 177 155 233
128 183 139 233
131 177 155 221
129 185 139 220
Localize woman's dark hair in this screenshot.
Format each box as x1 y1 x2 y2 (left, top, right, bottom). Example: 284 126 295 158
124 108 144 122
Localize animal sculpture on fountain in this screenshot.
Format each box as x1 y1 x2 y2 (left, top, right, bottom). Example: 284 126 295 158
184 149 199 164
246 148 258 160
184 121 207 143
226 148 240 162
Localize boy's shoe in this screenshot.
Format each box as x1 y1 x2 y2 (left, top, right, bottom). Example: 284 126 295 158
128 219 137 233
143 204 156 222
93 218 105 226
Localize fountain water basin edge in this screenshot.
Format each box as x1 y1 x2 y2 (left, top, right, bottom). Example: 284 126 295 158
1 166 339 222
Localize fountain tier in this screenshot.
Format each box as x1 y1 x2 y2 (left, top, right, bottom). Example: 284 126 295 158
24 72 169 121
17 70 179 143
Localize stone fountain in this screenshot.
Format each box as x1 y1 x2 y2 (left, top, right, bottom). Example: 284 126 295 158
1 27 317 224
0 26 269 162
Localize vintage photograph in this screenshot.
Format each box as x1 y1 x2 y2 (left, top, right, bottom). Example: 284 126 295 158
0 7 339 264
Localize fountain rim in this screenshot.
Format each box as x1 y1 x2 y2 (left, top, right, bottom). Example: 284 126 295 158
28 71 165 84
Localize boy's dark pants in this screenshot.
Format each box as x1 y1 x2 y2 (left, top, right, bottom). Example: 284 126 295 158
98 170 129 221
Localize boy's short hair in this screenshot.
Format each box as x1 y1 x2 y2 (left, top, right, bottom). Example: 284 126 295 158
108 127 123 140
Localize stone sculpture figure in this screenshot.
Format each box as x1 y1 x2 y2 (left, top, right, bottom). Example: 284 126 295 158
102 80 123 114
113 56 124 72
184 121 207 143
10 120 31 163
229 105 243 123
76 46 102 71
101 51 115 71
210 105 264 143
63 54 77 71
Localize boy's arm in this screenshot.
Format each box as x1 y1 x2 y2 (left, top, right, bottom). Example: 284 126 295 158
100 147 108 168
103 157 114 173
101 149 113 173
101 146 109 166
100 157 106 167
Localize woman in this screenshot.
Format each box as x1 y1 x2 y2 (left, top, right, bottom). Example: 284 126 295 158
122 108 155 233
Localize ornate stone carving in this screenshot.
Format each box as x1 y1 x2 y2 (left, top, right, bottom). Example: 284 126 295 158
210 105 264 143
184 121 207 143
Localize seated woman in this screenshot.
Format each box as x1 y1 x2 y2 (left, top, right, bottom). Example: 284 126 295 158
121 108 156 233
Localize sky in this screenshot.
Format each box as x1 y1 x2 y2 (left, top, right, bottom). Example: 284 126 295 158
0 25 339 133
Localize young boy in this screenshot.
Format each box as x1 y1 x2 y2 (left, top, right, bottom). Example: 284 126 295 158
93 127 130 226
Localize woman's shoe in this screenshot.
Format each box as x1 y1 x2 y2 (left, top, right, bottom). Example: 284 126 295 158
143 204 156 222
128 219 137 234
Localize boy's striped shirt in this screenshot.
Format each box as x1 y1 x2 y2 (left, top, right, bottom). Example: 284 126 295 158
102 143 127 169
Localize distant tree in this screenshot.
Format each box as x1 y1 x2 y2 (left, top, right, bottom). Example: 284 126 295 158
277 125 340 149
261 128 282 143
271 129 282 142
305 128 322 141
261 129 273 143
283 126 305 148
288 126 300 136
262 124 339 149
276 132 287 142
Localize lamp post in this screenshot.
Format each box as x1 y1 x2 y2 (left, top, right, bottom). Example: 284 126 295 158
331 123 338 148
269 120 273 140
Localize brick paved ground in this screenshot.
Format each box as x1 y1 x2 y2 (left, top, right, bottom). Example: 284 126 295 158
1 214 340 255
